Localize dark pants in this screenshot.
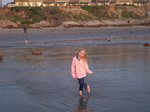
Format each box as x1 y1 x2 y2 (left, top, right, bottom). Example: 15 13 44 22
78 78 87 91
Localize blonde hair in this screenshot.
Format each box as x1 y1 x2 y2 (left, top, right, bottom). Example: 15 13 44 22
76 48 88 62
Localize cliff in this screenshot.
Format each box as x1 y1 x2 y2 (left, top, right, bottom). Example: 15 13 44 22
0 6 150 28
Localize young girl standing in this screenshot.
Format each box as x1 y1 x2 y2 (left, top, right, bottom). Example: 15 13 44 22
71 48 93 96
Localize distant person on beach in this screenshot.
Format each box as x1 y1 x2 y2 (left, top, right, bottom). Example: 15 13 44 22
23 25 27 34
71 48 93 96
23 25 29 45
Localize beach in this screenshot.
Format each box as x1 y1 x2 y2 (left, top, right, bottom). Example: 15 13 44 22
0 26 150 112
0 26 150 47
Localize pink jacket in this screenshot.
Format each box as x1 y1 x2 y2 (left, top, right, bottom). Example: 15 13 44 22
71 56 93 79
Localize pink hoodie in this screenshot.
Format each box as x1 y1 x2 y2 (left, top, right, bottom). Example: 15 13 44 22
71 56 93 79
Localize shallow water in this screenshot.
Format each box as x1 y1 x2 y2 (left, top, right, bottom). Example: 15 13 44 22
0 27 150 112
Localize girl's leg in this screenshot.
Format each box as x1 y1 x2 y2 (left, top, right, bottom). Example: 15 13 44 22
78 78 90 94
87 85 91 93
78 78 84 96
82 78 87 90
78 79 84 90
80 78 91 93
82 79 90 93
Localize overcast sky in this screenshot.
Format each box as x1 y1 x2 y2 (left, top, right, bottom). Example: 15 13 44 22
3 0 13 5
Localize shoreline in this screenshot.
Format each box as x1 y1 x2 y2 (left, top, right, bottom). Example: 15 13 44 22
0 24 150 30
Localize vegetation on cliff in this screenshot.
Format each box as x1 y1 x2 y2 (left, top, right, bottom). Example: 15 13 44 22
0 6 150 27
81 6 149 20
0 7 62 25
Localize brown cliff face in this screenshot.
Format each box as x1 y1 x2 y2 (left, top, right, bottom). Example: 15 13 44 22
0 6 150 28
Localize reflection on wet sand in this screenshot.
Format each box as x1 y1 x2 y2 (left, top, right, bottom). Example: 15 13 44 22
76 95 90 112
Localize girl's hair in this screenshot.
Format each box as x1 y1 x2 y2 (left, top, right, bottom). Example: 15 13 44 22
76 48 88 62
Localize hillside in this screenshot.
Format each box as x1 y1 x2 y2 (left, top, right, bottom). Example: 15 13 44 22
0 6 150 28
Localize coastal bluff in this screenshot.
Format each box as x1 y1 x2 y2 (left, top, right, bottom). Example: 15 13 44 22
0 6 150 28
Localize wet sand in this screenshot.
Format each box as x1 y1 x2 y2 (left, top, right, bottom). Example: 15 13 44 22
0 86 45 112
0 26 150 112
0 26 150 47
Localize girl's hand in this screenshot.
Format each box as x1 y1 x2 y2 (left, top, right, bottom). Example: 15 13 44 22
88 71 93 74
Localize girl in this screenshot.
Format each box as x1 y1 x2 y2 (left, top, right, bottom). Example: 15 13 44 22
71 48 93 96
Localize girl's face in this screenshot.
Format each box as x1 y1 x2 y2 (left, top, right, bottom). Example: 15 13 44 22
79 50 86 58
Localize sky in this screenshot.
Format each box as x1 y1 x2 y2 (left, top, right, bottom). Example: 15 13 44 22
3 0 13 5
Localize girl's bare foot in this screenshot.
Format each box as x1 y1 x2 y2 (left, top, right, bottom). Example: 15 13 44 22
87 85 91 93
79 91 83 96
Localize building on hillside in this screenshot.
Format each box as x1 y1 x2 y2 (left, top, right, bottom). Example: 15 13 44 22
69 0 79 5
29 0 43 6
79 0 92 5
15 0 28 6
7 2 16 7
116 0 134 5
0 0 2 7
96 0 111 5
43 0 56 6
109 0 116 5
55 0 69 6
10 0 150 6
133 0 149 6
94 0 116 5
15 0 43 7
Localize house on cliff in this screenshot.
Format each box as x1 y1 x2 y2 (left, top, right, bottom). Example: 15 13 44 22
0 0 2 7
116 0 133 5
43 0 55 6
15 0 43 6
79 0 92 5
69 0 79 5
96 0 110 5
7 0 150 6
133 0 149 6
15 0 92 6
55 0 70 6
96 0 116 5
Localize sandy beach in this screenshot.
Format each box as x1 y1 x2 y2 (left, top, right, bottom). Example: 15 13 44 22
0 26 150 112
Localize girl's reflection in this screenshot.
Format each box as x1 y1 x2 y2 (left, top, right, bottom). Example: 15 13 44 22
0 55 3 62
76 95 91 112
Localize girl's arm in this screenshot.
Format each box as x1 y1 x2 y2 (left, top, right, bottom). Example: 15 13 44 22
71 59 76 79
86 62 93 74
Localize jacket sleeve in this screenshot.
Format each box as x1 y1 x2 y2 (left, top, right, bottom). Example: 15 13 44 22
86 62 93 74
71 59 76 79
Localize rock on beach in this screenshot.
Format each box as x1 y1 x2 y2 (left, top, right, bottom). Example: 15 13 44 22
0 20 18 28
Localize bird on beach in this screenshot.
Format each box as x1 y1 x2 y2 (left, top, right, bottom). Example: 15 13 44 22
25 40 29 45
107 36 113 42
